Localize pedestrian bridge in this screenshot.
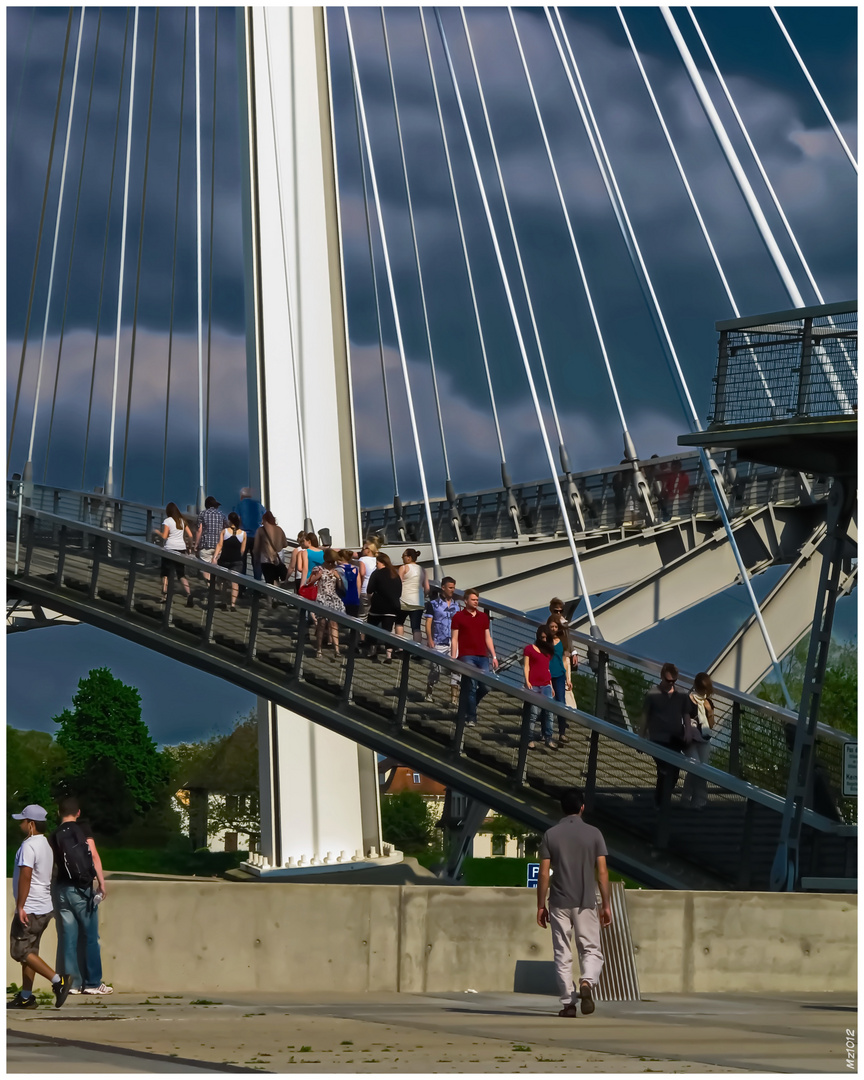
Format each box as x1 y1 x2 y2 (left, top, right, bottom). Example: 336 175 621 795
8 487 855 892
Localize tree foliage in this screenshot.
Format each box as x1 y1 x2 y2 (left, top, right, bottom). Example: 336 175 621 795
163 711 260 841
758 640 857 735
53 668 170 831
380 791 437 855
6 727 68 849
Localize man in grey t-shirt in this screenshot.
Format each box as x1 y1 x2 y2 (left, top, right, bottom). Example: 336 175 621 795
537 787 611 1017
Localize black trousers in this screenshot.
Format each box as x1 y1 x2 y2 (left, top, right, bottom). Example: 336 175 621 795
652 739 685 807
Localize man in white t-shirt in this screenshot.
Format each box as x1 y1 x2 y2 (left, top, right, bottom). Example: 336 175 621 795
8 805 72 1010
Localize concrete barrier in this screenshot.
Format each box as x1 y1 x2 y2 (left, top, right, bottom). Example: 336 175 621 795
5 882 856 994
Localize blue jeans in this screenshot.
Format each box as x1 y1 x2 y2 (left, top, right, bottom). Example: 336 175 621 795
551 674 568 737
523 683 554 741
55 884 102 989
458 655 490 723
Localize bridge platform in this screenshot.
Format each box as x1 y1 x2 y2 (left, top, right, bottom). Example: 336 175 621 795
7 989 856 1073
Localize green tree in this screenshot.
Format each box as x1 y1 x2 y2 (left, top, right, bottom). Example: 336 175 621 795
6 727 68 852
163 712 260 843
758 640 857 735
380 791 437 855
53 668 170 827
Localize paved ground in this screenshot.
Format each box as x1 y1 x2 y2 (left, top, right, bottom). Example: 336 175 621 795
6 989 857 1073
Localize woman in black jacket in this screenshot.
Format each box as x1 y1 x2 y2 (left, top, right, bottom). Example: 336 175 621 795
365 553 402 663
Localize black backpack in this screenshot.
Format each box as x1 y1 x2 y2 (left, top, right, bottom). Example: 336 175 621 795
54 822 96 890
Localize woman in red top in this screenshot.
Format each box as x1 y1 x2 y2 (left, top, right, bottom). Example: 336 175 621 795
522 626 557 749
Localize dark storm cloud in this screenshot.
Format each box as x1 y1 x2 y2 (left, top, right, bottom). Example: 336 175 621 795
327 6 856 501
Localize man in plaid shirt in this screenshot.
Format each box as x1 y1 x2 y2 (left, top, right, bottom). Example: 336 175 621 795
423 577 461 705
195 496 226 581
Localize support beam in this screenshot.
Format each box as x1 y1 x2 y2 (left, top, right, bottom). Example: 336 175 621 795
238 7 381 874
710 525 857 693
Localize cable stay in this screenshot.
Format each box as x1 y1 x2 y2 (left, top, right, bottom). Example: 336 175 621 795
435 8 598 630
508 7 652 527
616 8 778 412
44 10 105 483
22 9 85 492
686 8 856 389
459 9 596 536
344 8 443 576
161 9 189 507
347 33 403 538
770 6 857 174
262 8 313 533
8 9 74 474
380 9 454 520
550 6 794 705
83 9 132 491
204 10 219 493
120 11 161 499
194 7 206 513
418 9 514 540
107 6 141 499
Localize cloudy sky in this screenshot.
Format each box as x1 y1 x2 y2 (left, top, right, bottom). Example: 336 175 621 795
6 6 857 741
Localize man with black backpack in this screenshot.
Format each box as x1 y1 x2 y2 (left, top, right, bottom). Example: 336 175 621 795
50 797 112 996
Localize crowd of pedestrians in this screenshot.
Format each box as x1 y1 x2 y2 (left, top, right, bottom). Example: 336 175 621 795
152 488 716 800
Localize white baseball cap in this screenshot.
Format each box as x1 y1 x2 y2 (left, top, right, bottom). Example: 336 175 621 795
12 804 48 822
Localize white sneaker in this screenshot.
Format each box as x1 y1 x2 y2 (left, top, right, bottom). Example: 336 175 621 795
83 984 114 995
68 987 82 995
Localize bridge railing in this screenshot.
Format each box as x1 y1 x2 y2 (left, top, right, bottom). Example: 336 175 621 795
360 450 825 545
475 592 855 825
711 301 857 426
8 483 852 825
8 502 854 891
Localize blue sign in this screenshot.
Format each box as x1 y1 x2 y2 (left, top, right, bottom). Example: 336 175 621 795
527 862 540 888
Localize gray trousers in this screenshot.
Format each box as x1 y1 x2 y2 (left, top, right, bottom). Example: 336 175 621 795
550 905 604 1005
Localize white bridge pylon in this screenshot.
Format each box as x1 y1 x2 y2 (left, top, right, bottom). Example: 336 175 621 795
239 7 388 877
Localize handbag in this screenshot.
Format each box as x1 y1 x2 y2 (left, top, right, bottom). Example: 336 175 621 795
564 687 577 709
298 582 318 601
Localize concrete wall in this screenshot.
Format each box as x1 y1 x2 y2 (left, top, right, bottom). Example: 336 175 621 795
7 882 856 994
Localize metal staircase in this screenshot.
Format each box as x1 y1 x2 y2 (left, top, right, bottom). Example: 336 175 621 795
8 488 855 891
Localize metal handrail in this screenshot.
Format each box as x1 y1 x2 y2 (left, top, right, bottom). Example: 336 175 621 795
7 501 852 838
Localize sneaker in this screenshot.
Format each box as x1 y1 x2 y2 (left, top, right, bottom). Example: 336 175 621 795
68 987 83 995
83 984 114 996
578 980 595 1016
53 974 74 1009
423 693 434 702
7 992 38 1010
557 1003 578 1018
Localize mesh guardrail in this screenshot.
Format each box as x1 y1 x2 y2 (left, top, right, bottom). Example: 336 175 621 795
711 303 857 427
7 498 855 889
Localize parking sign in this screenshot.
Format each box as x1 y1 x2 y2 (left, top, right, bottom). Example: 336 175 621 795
527 863 540 888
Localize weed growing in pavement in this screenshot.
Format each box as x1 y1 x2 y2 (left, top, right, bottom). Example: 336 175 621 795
190 999 222 1005
512 1044 532 1052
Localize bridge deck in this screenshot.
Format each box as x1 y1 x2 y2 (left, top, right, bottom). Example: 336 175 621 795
8 499 855 890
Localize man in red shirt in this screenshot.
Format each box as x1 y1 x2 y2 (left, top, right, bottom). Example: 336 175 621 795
450 589 498 727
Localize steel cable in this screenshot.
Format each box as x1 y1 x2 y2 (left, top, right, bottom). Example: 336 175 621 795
418 9 508 476
380 8 451 485
435 8 598 625
82 8 131 489
348 24 400 502
44 9 105 482
344 8 442 575
161 8 190 506
120 8 161 498
8 8 74 472
550 7 793 703
25 9 86 474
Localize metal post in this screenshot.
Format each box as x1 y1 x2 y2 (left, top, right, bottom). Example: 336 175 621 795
729 701 741 777
246 592 261 661
771 477 855 890
796 317 814 416
124 543 138 616
55 525 68 588
340 626 360 706
713 330 730 424
202 573 218 643
394 652 411 729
